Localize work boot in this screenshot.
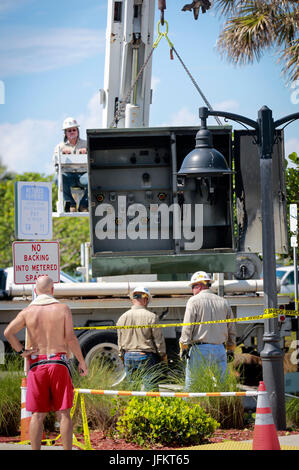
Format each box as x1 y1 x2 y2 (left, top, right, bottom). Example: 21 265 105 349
79 206 88 212
70 206 77 213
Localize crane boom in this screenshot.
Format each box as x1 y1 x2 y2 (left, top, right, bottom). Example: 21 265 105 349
100 0 156 129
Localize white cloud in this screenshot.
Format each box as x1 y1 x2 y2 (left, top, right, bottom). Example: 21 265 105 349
0 92 103 175
159 102 240 128
0 119 59 175
78 92 103 132
0 27 105 77
161 107 199 127
214 100 240 112
151 76 161 93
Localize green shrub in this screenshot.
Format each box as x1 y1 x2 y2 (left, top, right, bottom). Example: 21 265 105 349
286 397 299 427
116 396 219 447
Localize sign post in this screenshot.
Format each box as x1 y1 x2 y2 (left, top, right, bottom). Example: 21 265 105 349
13 181 57 378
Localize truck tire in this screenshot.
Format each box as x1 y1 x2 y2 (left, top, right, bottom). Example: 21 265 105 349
78 330 124 377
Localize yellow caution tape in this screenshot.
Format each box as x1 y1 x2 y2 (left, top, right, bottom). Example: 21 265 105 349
17 384 90 450
265 308 298 317
80 395 93 450
53 390 93 450
74 308 298 332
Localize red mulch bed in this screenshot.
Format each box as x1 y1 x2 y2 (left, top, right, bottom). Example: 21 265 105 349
1 428 299 450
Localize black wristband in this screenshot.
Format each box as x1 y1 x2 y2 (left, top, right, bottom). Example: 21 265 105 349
17 348 25 355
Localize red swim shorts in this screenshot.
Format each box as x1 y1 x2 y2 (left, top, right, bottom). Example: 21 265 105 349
26 353 74 413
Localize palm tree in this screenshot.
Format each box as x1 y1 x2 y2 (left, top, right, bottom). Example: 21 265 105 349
213 1 298 83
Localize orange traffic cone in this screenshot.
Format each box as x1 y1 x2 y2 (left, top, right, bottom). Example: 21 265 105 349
20 377 32 442
252 381 281 450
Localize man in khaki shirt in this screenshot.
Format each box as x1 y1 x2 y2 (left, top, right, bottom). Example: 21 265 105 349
179 271 236 390
117 286 167 390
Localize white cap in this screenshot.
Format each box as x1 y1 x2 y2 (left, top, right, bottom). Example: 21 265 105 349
189 271 212 287
62 117 80 130
131 286 152 300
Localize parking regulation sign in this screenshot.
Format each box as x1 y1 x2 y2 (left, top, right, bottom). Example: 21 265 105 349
12 241 60 284
15 181 52 240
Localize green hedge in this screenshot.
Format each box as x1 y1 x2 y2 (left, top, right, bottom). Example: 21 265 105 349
116 396 219 447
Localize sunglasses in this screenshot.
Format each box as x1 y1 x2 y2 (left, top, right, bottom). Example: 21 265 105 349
133 293 149 299
66 128 78 133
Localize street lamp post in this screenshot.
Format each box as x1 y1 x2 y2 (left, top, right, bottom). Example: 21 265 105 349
178 105 299 430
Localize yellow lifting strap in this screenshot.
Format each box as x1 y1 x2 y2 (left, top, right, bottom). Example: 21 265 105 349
153 20 174 50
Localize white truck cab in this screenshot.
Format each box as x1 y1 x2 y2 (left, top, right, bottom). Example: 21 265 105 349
276 266 299 296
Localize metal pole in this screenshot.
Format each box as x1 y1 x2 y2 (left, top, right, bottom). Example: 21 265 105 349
294 242 298 311
294 245 299 373
85 242 90 283
258 106 286 430
290 204 298 369
290 204 298 313
197 105 299 429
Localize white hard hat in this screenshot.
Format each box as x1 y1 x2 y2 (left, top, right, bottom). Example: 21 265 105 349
189 271 212 287
131 286 152 300
62 117 80 130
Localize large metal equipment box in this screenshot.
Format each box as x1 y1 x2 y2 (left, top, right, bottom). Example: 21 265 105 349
86 126 288 277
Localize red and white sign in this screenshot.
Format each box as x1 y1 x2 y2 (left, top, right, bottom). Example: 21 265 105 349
12 241 60 284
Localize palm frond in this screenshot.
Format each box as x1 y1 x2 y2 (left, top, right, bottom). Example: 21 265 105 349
279 39 299 82
214 0 243 16
216 0 299 82
217 3 275 64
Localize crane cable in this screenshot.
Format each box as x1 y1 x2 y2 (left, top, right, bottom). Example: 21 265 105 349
110 19 222 128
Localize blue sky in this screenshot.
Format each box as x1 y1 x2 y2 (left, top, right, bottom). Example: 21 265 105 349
0 0 298 175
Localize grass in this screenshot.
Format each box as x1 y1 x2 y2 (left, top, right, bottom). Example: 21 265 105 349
70 358 169 433
286 396 299 427
0 357 24 436
1 353 298 438
167 359 245 429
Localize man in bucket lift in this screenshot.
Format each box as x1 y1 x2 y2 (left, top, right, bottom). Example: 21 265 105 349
53 117 89 212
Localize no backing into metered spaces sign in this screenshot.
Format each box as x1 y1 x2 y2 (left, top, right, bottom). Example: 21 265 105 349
12 241 60 284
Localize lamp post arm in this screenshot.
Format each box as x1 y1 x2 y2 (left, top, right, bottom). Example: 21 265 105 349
274 112 299 129
199 107 258 130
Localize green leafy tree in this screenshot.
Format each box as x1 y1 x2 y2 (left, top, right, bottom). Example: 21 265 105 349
0 158 16 182
0 172 89 273
285 152 299 204
282 151 299 259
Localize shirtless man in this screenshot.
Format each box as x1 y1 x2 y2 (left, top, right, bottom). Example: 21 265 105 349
4 275 88 450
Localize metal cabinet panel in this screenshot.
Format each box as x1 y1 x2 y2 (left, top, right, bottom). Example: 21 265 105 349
234 130 288 254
